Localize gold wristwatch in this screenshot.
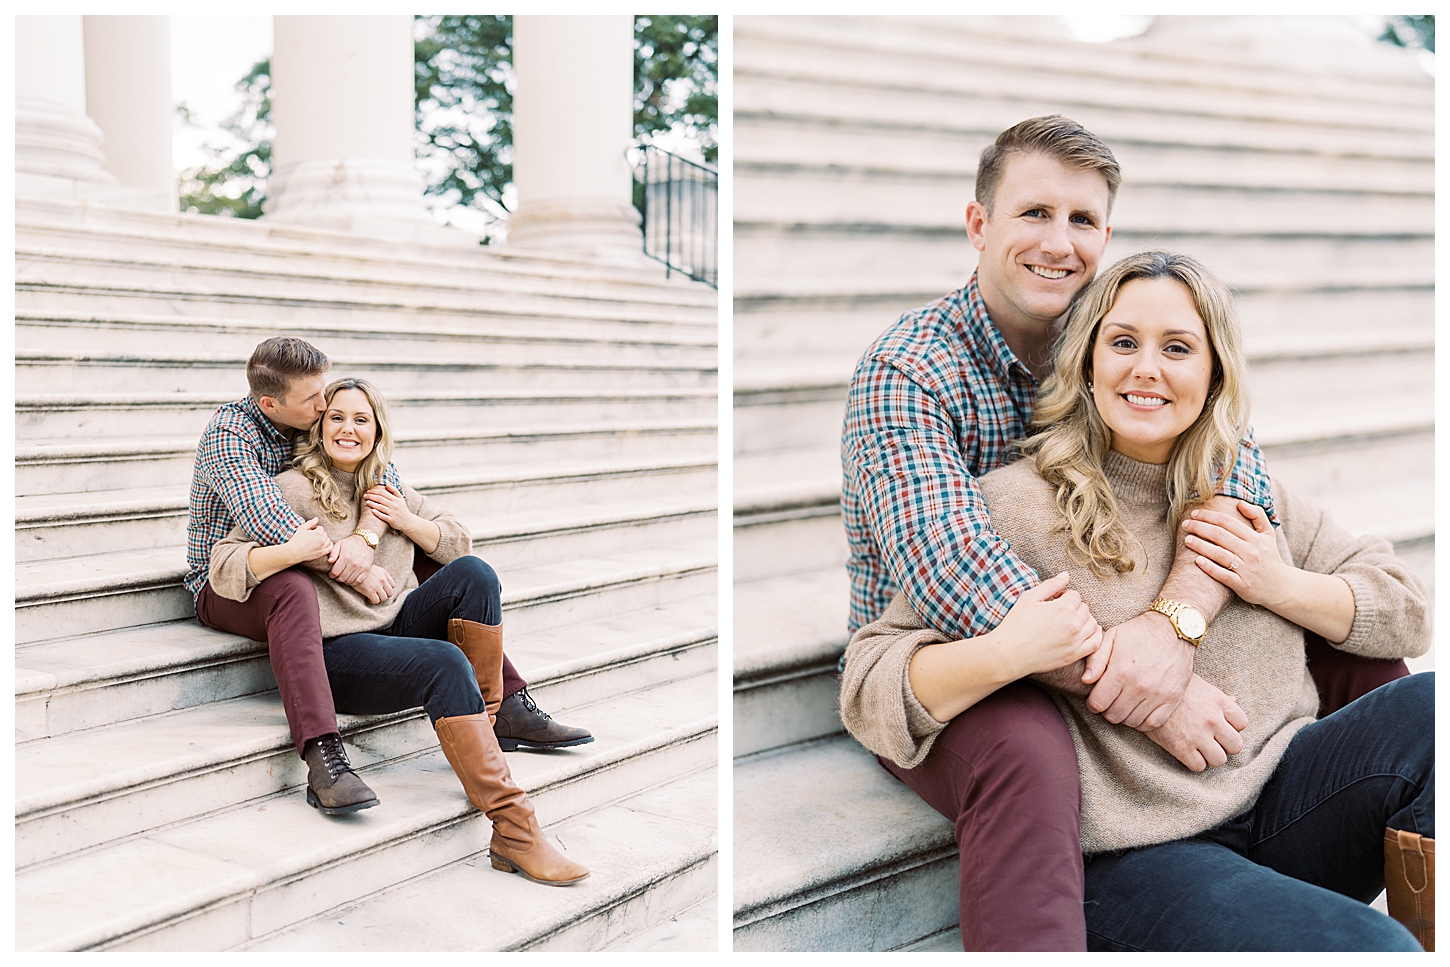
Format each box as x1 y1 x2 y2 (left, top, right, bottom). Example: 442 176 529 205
1148 598 1207 646
352 528 380 549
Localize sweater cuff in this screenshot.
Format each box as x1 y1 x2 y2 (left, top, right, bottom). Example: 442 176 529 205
901 641 950 740
1333 570 1378 655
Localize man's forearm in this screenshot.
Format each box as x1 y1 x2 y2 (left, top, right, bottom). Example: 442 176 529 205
1029 662 1092 697
1161 496 1237 623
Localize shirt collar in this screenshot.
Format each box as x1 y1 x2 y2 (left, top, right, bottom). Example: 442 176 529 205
959 272 1036 386
239 394 295 448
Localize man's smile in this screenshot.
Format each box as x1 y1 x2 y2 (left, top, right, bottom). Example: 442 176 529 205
1027 265 1071 280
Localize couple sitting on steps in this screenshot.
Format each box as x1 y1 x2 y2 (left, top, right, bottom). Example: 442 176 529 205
838 116 1434 951
186 336 589 886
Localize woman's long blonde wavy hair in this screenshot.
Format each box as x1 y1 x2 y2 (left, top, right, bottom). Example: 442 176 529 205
292 378 394 522
1018 251 1250 575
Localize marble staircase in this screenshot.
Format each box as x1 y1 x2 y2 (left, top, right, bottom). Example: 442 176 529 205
731 15 1433 950
14 196 719 951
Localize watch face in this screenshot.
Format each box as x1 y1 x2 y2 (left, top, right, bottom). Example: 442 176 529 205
1177 607 1207 640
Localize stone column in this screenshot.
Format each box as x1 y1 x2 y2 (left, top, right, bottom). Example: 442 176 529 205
15 16 117 197
83 16 177 209
266 15 462 244
509 15 642 256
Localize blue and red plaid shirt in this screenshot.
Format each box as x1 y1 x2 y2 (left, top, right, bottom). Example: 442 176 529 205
185 396 401 601
841 273 1275 639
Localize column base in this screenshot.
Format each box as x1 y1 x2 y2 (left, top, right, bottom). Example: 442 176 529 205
263 158 476 247
506 199 647 262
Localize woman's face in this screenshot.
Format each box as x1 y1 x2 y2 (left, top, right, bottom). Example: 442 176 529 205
321 388 377 472
1090 277 1214 465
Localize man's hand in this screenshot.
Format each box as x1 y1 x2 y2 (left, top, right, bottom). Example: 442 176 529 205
1085 610 1194 730
350 565 397 605
328 533 375 585
1142 674 1248 772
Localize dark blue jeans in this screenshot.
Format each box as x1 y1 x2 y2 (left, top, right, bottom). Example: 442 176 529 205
1084 672 1434 951
322 556 503 725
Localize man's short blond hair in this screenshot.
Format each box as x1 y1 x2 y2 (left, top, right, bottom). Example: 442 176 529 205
976 115 1122 215
247 337 330 402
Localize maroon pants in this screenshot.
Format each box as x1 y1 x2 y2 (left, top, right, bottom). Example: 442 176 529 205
196 556 527 758
879 647 1411 951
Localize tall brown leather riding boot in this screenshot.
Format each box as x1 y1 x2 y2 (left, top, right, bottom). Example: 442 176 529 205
435 712 590 886
1385 828 1435 951
447 618 504 724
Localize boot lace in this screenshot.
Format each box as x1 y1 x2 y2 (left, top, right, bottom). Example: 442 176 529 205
517 687 553 721
318 734 355 779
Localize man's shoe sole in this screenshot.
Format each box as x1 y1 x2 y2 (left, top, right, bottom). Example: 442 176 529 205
306 786 381 815
496 735 596 752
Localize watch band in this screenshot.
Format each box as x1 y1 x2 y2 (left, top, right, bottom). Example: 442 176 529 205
1148 597 1206 646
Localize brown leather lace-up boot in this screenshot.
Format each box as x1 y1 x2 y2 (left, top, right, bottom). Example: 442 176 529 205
494 686 594 751
435 712 590 886
302 733 380 815
1385 828 1435 951
446 618 505 723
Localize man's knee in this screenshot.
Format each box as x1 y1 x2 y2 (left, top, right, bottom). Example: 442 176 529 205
253 569 321 626
941 682 1077 776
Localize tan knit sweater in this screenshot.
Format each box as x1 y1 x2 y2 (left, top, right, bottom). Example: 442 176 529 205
209 468 471 638
840 451 1430 854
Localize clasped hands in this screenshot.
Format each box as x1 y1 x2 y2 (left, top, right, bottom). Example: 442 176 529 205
1006 570 1247 773
285 505 396 606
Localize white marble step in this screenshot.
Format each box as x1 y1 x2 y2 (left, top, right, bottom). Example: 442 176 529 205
14 348 715 395
734 170 1433 236
16 309 717 363
16 534 717 645
17 201 716 308
733 568 849 759
737 16 1430 112
16 671 716 952
735 125 1434 195
17 590 717 742
17 388 717 444
16 419 716 496
15 246 712 331
244 765 718 952
17 623 717 864
733 734 956 952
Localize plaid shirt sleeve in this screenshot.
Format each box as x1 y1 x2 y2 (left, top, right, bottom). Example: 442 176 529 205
382 462 403 491
848 356 1040 641
195 424 306 546
1217 425 1279 524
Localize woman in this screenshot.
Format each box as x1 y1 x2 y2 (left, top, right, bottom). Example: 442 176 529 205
840 252 1433 950
211 377 589 887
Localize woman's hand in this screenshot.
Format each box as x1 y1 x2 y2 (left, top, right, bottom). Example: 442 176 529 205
1183 500 1287 608
363 484 419 535
285 517 334 564
993 571 1104 679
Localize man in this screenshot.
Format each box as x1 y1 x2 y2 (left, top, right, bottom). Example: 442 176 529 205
187 337 593 814
840 116 1409 950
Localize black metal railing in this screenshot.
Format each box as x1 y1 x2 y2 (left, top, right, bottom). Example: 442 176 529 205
634 144 717 288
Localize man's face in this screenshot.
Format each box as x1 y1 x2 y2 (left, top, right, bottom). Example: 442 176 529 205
259 373 328 432
966 152 1113 331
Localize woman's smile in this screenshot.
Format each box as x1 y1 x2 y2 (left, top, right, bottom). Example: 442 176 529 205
322 388 377 472
1090 276 1213 464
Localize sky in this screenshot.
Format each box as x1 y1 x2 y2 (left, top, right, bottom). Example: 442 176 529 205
170 16 273 173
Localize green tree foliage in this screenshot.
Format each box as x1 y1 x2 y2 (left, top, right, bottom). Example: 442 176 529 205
178 16 717 223
414 15 513 220
634 16 718 164
177 58 272 218
1379 15 1434 53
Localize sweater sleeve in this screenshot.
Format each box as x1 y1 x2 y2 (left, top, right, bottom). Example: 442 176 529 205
1274 479 1430 660
839 592 956 769
403 482 471 564
208 525 263 603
